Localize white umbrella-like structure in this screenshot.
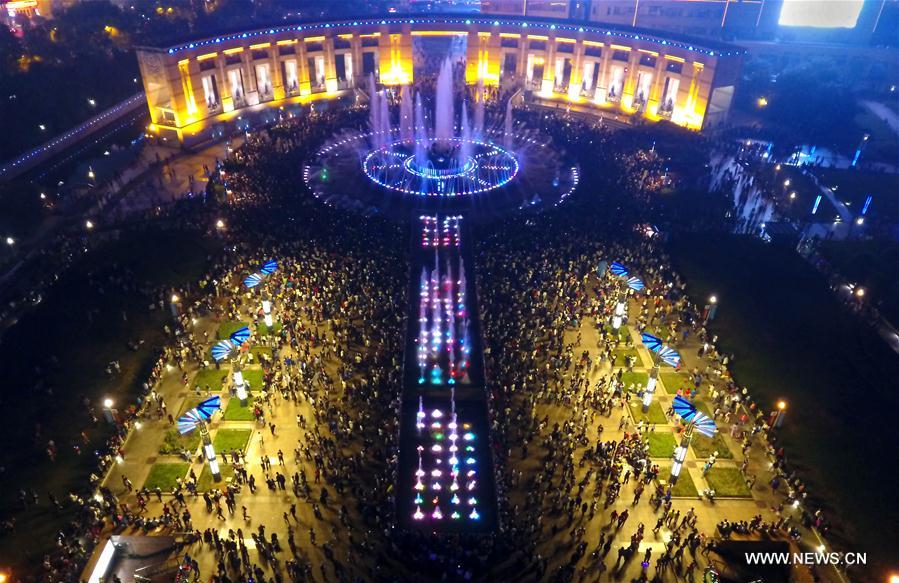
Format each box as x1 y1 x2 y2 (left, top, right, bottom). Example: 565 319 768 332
640 332 682 412
669 395 717 485
177 395 222 482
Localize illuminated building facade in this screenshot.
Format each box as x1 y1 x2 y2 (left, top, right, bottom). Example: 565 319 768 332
136 15 743 144
1 0 52 27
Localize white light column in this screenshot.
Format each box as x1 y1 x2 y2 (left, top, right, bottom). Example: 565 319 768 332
642 359 660 412
233 365 248 406
669 425 693 485
262 298 273 328
198 423 221 482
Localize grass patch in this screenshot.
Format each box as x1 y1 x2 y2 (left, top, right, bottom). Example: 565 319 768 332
213 429 252 453
620 371 649 390
603 325 632 343
197 463 236 491
614 347 639 367
704 467 752 497
223 396 257 421
250 346 273 363
143 462 188 491
660 372 690 395
629 400 667 424
645 432 677 458
656 463 699 498
217 321 249 340
690 432 734 460
257 321 282 336
158 428 201 455
193 368 227 393
241 368 265 391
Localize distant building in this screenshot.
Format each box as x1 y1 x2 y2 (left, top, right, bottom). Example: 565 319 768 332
136 15 744 145
1 0 53 27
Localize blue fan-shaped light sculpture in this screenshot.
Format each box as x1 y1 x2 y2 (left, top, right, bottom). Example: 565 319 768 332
641 333 664 352
177 409 204 435
691 412 718 438
657 346 682 368
229 326 251 347
211 340 235 362
610 262 629 277
672 395 697 422
626 277 645 291
195 395 221 420
260 260 278 275
244 273 263 288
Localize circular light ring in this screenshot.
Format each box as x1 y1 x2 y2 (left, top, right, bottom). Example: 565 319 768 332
362 137 519 197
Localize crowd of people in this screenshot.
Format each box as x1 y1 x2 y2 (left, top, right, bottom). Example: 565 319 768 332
0 90 844 583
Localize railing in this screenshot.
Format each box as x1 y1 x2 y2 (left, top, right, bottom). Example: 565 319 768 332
0 93 146 181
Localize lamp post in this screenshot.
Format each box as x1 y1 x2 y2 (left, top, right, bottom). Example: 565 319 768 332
773 400 787 428
703 295 718 323
102 398 116 425
169 293 180 319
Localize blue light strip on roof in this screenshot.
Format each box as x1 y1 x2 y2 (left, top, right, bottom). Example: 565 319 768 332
161 16 746 58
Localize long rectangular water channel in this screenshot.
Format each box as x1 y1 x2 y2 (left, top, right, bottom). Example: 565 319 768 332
396 215 497 532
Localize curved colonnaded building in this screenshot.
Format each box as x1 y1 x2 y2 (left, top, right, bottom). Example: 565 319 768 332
136 14 744 145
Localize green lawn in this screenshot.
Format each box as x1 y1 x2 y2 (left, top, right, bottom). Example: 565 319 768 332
629 400 667 424
614 347 639 367
620 371 649 390
197 463 236 491
223 396 257 421
250 346 273 363
213 429 252 453
690 431 734 460
242 368 265 391
602 325 631 343
193 368 227 393
256 321 282 336
142 462 189 491
656 463 699 498
660 372 690 395
217 321 249 340
158 428 201 455
704 467 752 497
645 432 677 458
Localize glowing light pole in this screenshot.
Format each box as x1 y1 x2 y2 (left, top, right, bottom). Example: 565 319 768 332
670 396 717 485
773 400 787 428
177 396 222 483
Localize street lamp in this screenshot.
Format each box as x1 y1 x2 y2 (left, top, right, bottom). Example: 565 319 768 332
5 237 13 246
215 219 225 230
773 400 787 428
170 293 180 318
102 398 116 424
704 295 718 323
85 220 94 230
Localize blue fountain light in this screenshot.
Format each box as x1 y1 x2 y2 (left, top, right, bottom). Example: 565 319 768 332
363 137 519 197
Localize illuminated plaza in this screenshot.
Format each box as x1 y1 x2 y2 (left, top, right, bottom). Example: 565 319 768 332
0 2 897 583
